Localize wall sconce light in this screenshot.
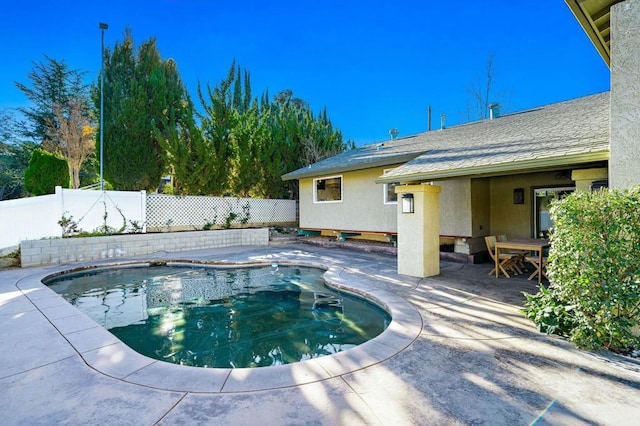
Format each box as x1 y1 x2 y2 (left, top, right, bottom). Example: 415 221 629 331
402 193 414 214
513 188 524 204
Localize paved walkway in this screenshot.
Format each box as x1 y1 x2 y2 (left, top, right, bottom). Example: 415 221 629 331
1 243 639 425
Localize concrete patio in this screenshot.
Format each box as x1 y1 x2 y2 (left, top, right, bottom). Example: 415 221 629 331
1 242 639 425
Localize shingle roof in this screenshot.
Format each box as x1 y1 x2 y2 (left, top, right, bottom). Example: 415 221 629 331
281 132 428 181
281 92 610 182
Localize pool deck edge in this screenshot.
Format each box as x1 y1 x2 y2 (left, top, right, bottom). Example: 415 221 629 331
16 256 421 393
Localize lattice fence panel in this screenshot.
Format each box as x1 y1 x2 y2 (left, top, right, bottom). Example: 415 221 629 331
146 195 297 230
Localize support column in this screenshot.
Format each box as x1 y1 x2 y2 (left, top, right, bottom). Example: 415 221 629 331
610 0 640 189
396 184 441 278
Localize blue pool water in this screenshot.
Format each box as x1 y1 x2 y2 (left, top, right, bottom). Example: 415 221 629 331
45 264 390 368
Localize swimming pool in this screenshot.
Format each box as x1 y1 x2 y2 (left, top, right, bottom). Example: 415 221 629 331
44 263 390 368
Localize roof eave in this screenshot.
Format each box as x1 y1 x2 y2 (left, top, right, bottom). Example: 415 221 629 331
281 152 423 181
375 151 610 184
565 0 612 67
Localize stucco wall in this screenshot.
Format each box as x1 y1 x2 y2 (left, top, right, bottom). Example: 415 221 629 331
299 169 477 238
610 0 640 189
471 178 490 237
489 171 573 239
439 179 473 237
297 166 590 249
299 166 400 233
572 168 608 192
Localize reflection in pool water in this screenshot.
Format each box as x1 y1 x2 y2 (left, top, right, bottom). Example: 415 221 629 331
45 264 390 368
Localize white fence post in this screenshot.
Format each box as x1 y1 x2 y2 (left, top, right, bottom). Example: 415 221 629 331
56 186 64 228
140 190 147 232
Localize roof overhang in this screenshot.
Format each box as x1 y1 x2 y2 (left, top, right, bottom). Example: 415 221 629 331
565 0 622 67
281 152 421 181
375 151 610 184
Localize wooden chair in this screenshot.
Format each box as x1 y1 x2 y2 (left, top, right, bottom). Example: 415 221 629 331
485 236 523 278
526 255 548 281
497 234 527 269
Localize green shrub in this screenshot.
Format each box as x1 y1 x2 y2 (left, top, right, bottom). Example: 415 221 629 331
523 187 640 353
24 148 69 195
58 213 81 237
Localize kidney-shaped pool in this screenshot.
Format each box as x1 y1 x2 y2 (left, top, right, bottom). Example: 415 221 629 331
44 263 390 369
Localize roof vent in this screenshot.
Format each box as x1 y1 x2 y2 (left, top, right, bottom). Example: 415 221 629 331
440 114 446 130
389 128 399 140
489 103 501 119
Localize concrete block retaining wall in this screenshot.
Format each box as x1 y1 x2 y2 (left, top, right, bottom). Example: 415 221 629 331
20 228 269 268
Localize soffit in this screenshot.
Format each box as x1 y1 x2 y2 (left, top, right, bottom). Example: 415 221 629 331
565 0 623 66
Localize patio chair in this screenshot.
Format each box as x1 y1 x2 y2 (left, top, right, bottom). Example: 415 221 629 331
496 234 527 269
526 255 548 281
485 236 523 278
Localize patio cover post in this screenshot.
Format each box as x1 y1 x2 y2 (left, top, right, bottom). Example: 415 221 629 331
610 0 640 189
395 183 441 278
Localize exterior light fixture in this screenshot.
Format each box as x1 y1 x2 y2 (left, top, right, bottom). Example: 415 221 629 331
99 22 108 191
402 193 414 214
513 188 524 204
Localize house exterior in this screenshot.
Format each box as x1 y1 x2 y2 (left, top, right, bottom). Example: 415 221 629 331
283 92 610 262
283 0 640 278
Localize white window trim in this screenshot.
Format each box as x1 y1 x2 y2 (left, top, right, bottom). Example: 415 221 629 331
383 169 399 205
313 175 343 203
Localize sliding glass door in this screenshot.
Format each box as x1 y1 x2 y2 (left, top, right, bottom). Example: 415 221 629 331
533 186 575 238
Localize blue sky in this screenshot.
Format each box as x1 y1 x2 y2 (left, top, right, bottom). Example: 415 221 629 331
1 0 609 145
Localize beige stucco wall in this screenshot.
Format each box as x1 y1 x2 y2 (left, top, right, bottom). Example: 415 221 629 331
298 166 401 233
439 179 472 237
489 171 574 240
471 178 490 237
610 0 640 189
297 166 602 256
299 170 477 239
572 168 608 192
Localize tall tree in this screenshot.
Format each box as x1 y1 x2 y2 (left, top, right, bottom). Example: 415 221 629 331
0 141 33 200
14 56 89 144
166 62 353 199
228 100 264 197
99 29 187 191
156 94 217 195
0 109 32 200
196 62 241 195
466 53 511 121
262 89 354 199
43 97 95 188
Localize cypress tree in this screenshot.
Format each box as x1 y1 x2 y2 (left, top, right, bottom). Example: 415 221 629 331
99 29 187 191
24 148 69 195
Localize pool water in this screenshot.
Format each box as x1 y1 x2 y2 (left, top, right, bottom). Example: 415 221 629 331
45 264 390 368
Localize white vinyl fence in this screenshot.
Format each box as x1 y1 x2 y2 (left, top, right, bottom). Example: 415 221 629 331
0 187 146 250
0 188 297 250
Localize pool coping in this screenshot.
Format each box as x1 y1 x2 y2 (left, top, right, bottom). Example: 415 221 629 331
16 258 422 393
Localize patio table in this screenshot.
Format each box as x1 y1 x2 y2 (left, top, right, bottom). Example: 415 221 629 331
494 239 550 283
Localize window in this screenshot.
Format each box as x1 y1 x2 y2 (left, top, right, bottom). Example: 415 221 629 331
383 169 399 204
314 176 342 203
384 182 399 204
